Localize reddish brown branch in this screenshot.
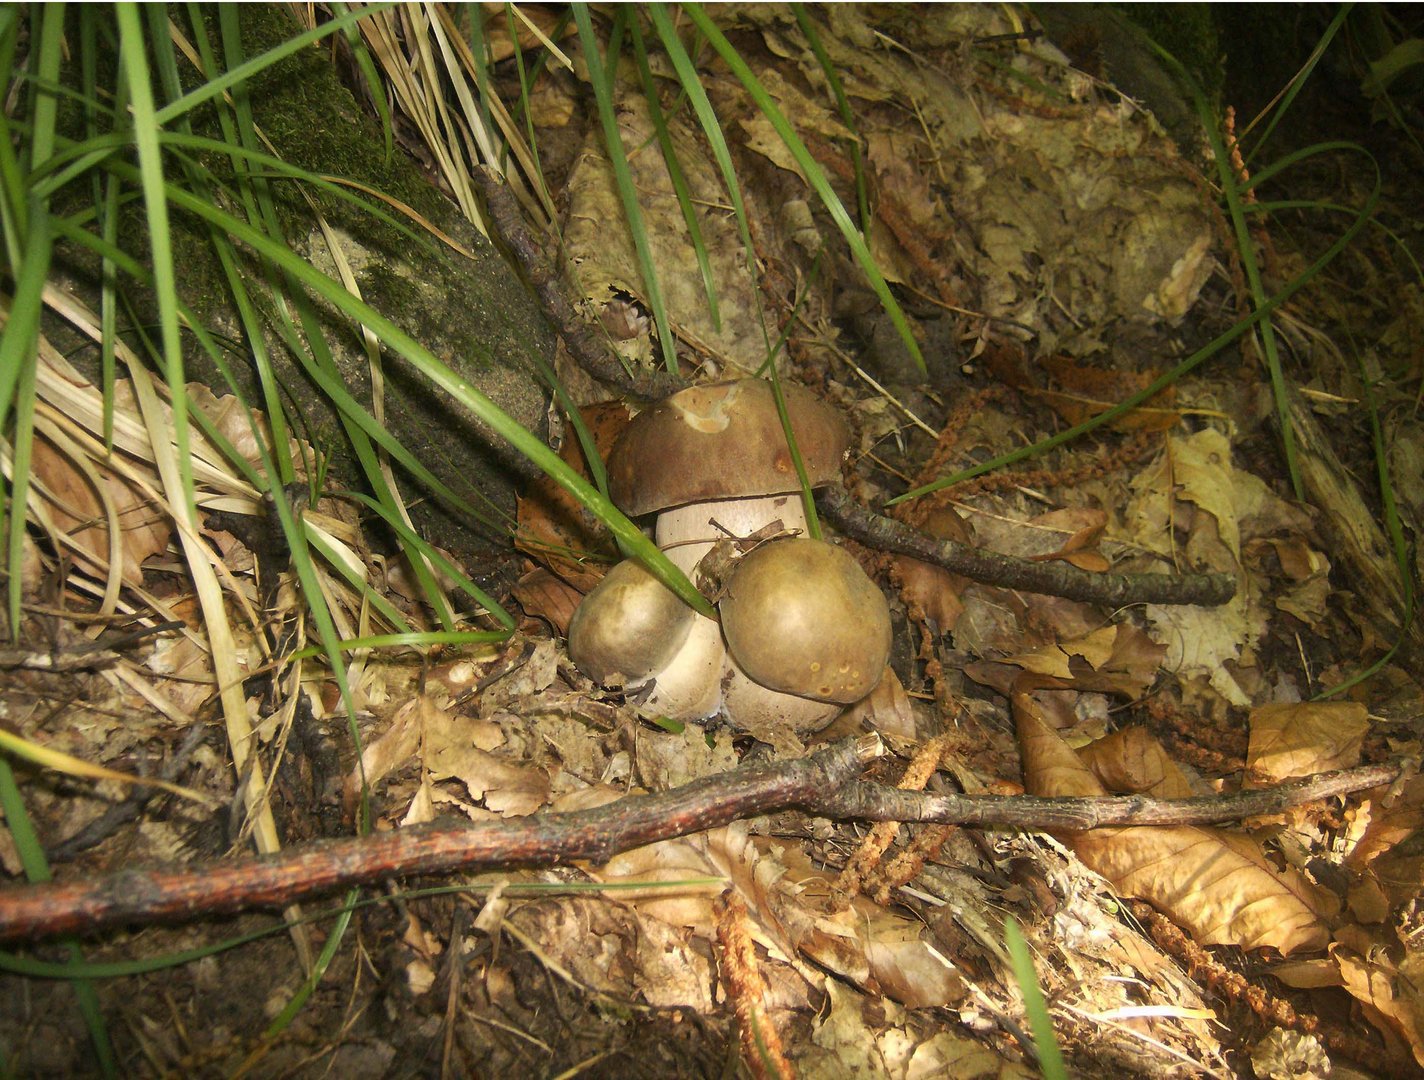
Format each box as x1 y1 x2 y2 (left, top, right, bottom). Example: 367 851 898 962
0 737 876 944
818 485 1237 607
0 738 1399 945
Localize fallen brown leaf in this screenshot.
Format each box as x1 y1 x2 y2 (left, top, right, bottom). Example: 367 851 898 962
514 401 627 590
1246 702 1369 785
1017 688 1336 955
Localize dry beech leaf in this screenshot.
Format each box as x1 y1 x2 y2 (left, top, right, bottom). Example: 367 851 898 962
564 86 766 367
838 665 917 744
1077 725 1198 798
507 893 720 1010
1346 776 1424 870
1246 702 1369 784
772 841 965 1008
1023 507 1110 573
187 383 308 473
343 693 518 818
31 429 170 587
511 566 585 635
1333 943 1424 1067
893 505 972 634
584 813 963 1008
430 744 550 818
1017 689 1335 955
966 622 1165 702
1038 354 1179 433
514 401 627 590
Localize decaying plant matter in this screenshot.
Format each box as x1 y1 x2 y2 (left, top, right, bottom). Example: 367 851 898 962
0 737 1402 944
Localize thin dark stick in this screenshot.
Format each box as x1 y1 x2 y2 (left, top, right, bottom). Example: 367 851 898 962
818 485 1237 607
827 762 1402 830
476 169 688 402
0 737 1398 944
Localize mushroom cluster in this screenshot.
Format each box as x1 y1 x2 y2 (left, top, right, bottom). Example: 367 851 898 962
567 380 892 741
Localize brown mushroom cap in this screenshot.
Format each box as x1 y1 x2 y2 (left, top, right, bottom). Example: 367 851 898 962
567 560 696 686
719 538 891 704
607 379 848 516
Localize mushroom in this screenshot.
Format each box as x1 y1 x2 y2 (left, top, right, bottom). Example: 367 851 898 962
566 559 695 686
566 559 725 722
719 663 841 738
569 380 889 735
606 379 848 574
719 537 892 721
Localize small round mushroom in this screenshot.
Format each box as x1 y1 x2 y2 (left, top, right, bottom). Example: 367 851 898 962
566 560 696 686
719 538 892 705
606 379 848 573
566 560 725 722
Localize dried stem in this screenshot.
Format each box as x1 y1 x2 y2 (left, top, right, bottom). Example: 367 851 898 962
0 737 1398 944
818 485 1236 607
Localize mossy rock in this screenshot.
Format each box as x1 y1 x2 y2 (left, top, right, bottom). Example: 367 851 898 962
54 6 554 574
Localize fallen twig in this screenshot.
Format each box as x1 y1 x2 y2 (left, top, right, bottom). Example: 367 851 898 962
477 169 688 402
818 485 1237 607
0 736 1398 944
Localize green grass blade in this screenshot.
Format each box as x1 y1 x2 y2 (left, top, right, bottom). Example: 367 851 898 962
117 3 195 516
332 1 394 162
1240 5 1351 159
97 161 712 617
262 891 358 1039
572 3 681 375
287 630 510 660
680 3 924 374
0 11 27 269
0 205 51 640
336 491 517 628
1003 916 1068 1080
792 6 870 235
503 3 552 206
303 529 414 632
765 365 821 539
26 2 65 170
153 3 395 126
646 4 755 275
1317 349 1416 698
0 759 117 1076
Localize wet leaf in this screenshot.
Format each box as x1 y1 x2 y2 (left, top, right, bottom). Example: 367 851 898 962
1038 354 1178 432
514 401 628 591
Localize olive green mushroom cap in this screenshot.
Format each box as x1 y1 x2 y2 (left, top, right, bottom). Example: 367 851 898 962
719 538 891 704
606 379 849 516
567 560 696 687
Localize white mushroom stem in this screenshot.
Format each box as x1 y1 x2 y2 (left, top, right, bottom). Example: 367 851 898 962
719 659 840 735
641 613 725 722
655 494 809 576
